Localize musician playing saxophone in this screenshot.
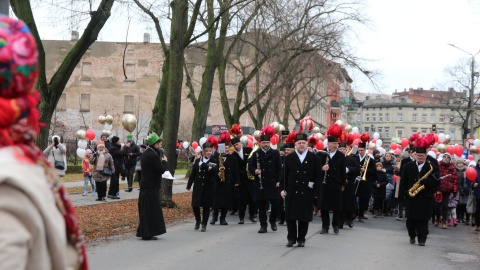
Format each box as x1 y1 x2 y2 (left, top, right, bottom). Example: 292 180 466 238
399 138 439 246
317 124 346 235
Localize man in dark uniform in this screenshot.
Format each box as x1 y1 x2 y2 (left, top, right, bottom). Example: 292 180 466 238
356 139 377 223
232 137 257 224
248 128 282 233
318 129 346 234
399 138 439 246
338 139 360 229
278 131 297 225
396 147 416 221
281 133 320 247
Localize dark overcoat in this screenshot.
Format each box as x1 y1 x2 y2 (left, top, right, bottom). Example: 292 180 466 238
137 147 168 238
355 154 377 198
282 151 320 222
399 160 439 220
214 153 239 209
373 170 388 199
109 144 128 173
318 150 346 211
343 154 360 211
187 157 218 208
248 148 282 201
235 147 254 198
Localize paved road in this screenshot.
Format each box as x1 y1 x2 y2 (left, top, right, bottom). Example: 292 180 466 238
86 214 480 270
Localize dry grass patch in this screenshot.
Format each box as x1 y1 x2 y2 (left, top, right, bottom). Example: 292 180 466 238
75 192 193 242
67 182 140 194
63 174 84 182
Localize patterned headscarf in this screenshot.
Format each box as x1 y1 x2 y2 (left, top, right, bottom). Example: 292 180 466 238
0 16 87 269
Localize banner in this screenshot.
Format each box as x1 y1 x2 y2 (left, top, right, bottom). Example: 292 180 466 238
211 125 229 135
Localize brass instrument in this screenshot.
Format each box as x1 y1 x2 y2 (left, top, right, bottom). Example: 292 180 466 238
408 163 433 197
361 154 371 181
219 153 226 182
257 152 264 189
247 145 259 180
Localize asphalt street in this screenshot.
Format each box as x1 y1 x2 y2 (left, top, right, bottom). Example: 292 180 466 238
86 212 480 270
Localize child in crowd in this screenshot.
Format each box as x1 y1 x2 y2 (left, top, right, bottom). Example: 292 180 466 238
82 149 96 196
447 192 459 226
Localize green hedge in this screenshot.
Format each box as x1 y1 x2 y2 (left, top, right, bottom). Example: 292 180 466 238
66 164 83 174
177 161 189 169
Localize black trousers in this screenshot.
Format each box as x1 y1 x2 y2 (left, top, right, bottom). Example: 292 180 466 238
239 185 257 220
406 218 429 243
338 210 355 225
357 197 369 218
434 192 450 221
287 219 309 242
125 164 136 188
373 197 384 211
257 199 279 225
96 181 107 199
321 210 340 229
108 172 120 196
475 198 480 225
213 208 228 219
193 207 211 225
231 186 239 212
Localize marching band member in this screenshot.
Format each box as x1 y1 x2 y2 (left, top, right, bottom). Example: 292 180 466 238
248 126 282 233
338 134 360 229
279 131 297 225
356 133 377 223
281 133 320 247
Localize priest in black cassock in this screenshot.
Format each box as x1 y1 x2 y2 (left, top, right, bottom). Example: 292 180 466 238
281 132 320 247
136 132 168 240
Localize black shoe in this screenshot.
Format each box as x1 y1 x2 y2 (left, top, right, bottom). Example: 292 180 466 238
102 197 106 201
465 220 470 225
258 226 267 233
194 221 200 230
107 195 114 199
333 227 339 234
95 198 102 201
112 196 120 199
320 228 328 234
125 187 133 192
358 217 364 223
297 240 305 247
338 225 344 229
418 242 425 246
141 236 158 240
346 221 353 228
270 222 277 231
249 217 257 223
220 219 228 225
410 238 416 244
238 219 244 224
210 218 217 225
279 220 285 225
286 240 296 247
201 225 207 232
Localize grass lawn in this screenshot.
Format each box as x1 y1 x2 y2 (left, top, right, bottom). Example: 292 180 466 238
63 173 84 182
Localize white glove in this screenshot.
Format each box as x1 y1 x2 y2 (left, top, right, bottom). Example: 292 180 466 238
308 182 314 188
280 190 287 199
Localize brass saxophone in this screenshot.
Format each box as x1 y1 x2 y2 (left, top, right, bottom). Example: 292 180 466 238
408 163 433 197
219 153 226 182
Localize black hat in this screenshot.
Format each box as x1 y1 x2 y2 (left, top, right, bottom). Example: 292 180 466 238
328 136 338 143
231 137 241 145
111 136 120 144
415 146 427 154
284 142 295 149
260 134 271 142
295 133 308 142
339 141 347 148
202 142 213 149
358 142 367 149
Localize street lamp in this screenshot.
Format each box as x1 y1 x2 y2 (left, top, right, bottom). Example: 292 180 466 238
448 44 480 139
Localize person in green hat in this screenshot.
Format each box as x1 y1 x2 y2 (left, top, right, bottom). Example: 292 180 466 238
124 134 141 192
136 132 168 240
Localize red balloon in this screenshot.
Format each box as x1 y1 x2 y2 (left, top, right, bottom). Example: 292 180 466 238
85 129 96 141
315 141 324 150
352 133 360 140
246 134 253 141
434 134 439 142
394 175 398 183
353 139 360 146
454 145 463 157
401 138 409 148
466 167 478 182
371 138 377 144
446 145 455 155
391 142 398 150
247 139 253 148
192 141 198 149
394 149 401 155
270 134 279 145
431 148 437 154
468 155 474 161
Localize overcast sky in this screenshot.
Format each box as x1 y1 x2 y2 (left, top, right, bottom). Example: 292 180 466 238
29 0 480 95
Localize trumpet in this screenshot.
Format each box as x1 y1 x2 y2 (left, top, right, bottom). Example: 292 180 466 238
408 163 433 197
361 154 370 181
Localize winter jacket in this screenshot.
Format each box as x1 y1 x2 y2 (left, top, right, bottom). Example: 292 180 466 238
438 161 457 193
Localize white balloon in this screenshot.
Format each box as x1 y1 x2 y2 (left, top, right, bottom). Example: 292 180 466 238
76 148 86 158
182 141 189 149
438 133 446 143
474 139 480 147
323 139 328 147
195 146 202 153
376 139 383 147
77 139 88 149
199 137 207 146
271 144 277 150
352 127 359 133
373 132 380 139
378 147 386 156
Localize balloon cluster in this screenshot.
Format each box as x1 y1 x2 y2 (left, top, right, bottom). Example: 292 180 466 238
75 129 94 158
98 115 114 136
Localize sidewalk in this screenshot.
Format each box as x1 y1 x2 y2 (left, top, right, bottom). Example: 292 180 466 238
66 175 190 207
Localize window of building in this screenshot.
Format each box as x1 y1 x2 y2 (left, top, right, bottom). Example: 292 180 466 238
82 62 92 78
386 113 390 122
430 114 436 123
411 128 418 133
80 94 90 112
412 114 417 122
385 127 389 137
439 114 445 123
397 129 403 137
364 127 369 132
124 95 134 113
366 113 369 122
125 63 136 81
372 113 376 122
379 113 383 122
378 127 382 137
397 113 403 122
57 94 66 111
422 114 427 123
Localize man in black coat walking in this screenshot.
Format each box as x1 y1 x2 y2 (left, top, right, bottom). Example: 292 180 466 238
281 133 320 247
108 136 129 199
338 141 360 229
124 134 141 192
248 130 282 233
356 142 377 222
399 139 439 246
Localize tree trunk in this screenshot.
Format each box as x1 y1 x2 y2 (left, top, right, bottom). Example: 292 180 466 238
150 53 170 134
160 178 176 208
11 0 115 149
